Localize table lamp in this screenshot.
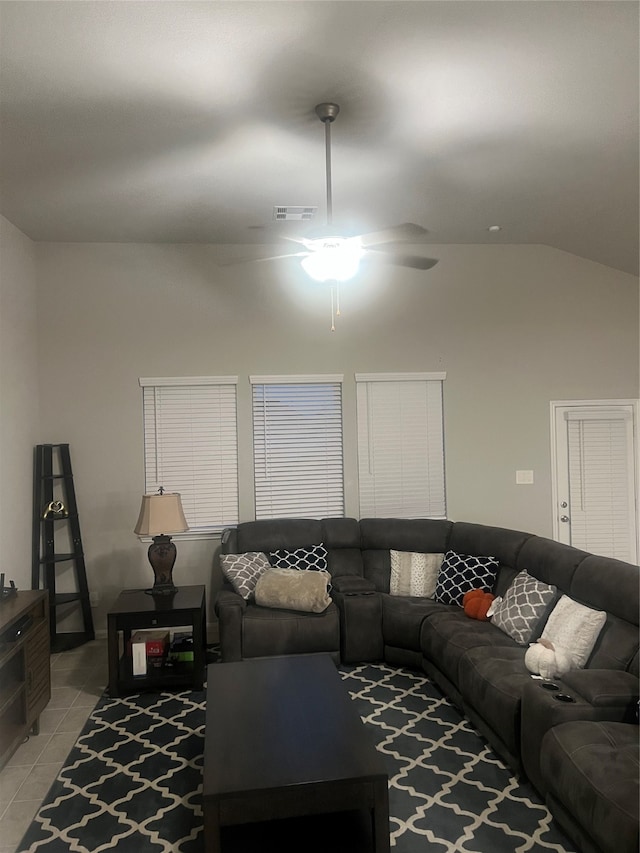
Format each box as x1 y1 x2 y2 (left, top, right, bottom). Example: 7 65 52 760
134 488 188 595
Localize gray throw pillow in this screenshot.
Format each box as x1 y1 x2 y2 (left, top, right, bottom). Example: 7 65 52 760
491 570 557 645
220 552 271 600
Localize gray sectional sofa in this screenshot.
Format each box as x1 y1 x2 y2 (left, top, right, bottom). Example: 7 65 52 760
214 517 639 853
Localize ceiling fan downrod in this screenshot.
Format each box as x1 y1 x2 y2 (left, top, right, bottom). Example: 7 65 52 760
315 103 340 227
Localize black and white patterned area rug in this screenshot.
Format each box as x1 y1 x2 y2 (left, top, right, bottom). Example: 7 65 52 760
18 662 575 853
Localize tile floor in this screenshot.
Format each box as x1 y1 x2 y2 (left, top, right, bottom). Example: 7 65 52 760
0 638 108 853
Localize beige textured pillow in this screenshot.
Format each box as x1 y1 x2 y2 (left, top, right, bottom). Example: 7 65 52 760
254 568 332 613
390 551 444 597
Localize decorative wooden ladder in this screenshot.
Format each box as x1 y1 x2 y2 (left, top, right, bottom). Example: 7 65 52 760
31 443 95 652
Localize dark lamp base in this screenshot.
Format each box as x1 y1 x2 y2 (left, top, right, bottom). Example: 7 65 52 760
148 535 178 595
151 582 178 596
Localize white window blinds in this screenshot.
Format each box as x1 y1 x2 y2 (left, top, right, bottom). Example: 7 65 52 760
565 406 637 562
140 377 239 534
251 375 344 520
356 373 446 519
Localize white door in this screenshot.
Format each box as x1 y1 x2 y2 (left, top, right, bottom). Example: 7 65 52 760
551 400 639 563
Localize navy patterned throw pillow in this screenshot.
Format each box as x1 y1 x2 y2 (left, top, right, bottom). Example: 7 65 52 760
268 543 329 572
434 550 499 606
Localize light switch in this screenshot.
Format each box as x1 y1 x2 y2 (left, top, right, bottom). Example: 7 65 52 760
516 470 534 484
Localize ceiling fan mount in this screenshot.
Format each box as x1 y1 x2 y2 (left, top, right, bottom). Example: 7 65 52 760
315 102 340 123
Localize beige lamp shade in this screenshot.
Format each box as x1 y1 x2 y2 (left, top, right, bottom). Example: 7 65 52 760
134 492 189 537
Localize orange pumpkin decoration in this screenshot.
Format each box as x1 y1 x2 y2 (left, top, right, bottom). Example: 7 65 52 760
462 588 495 620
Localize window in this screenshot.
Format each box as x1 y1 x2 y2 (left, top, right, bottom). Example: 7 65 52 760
356 373 446 519
140 376 238 535
250 375 344 520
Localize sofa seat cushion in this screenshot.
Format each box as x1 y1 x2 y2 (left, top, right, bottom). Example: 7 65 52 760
541 721 639 853
382 594 450 652
457 645 531 760
240 601 340 660
420 611 514 686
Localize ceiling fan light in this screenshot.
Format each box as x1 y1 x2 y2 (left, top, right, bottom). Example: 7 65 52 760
300 239 364 282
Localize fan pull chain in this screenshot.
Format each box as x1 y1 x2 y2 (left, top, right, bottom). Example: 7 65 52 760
336 282 341 317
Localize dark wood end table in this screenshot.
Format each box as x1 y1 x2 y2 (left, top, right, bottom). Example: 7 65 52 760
107 584 206 697
203 654 390 852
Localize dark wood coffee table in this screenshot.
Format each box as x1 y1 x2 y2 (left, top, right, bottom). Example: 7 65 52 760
203 654 389 853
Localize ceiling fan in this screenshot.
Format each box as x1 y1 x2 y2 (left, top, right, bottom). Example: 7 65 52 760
226 102 439 329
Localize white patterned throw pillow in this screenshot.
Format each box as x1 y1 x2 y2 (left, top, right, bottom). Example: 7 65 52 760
268 543 328 572
540 595 607 668
434 550 499 607
390 551 444 598
490 570 557 644
220 552 271 600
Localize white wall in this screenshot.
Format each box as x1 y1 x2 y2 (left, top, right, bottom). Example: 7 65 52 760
0 216 39 591
32 241 638 632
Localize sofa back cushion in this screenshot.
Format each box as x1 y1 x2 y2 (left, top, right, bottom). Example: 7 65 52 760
570 555 639 626
449 523 532 568
516 543 639 672
515 536 589 591
359 518 452 591
568 554 639 671
586 613 639 671
223 517 364 579
234 519 323 553
321 517 364 576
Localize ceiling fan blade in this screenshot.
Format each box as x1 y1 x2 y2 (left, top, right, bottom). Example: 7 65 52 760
219 251 308 267
364 249 439 270
358 223 428 248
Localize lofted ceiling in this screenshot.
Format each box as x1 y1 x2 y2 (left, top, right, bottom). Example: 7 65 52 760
0 1 638 275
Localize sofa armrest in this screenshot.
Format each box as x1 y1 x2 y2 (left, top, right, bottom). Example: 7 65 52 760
331 575 377 595
521 670 639 796
330 579 383 663
215 587 247 611
214 588 246 662
560 669 639 713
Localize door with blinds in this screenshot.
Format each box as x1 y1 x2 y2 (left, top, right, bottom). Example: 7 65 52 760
551 401 639 563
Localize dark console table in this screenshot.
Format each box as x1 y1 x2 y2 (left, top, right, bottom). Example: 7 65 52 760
0 589 51 769
107 585 206 697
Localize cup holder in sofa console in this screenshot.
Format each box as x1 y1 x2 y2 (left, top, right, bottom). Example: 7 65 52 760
540 682 559 691
553 693 576 703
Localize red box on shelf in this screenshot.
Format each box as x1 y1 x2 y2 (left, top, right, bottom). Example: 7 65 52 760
131 630 169 657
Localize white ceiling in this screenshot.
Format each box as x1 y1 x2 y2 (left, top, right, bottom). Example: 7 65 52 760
1 1 638 275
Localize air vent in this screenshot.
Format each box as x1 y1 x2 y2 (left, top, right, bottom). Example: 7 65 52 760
273 206 317 221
